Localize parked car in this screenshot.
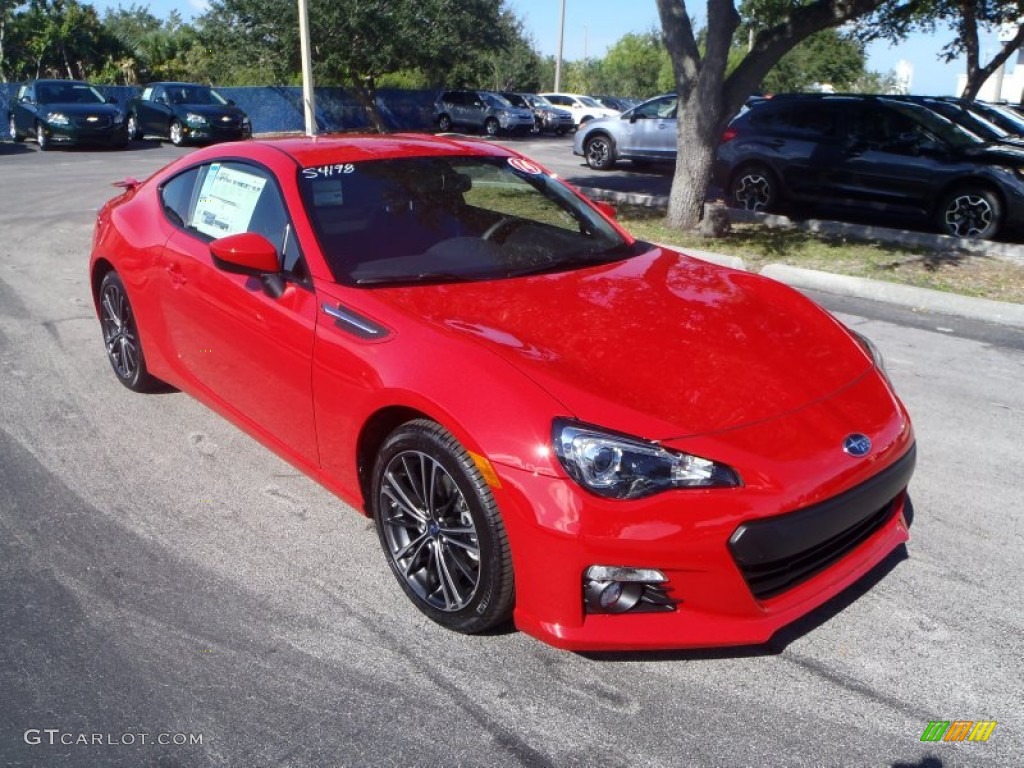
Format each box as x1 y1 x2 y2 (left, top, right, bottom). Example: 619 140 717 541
8 79 128 150
499 92 574 135
573 93 678 170
717 93 1024 239
938 98 1024 140
889 95 1024 147
432 89 535 136
595 96 639 112
538 93 620 126
126 82 251 146
89 133 915 651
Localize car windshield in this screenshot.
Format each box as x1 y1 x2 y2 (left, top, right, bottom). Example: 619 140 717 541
482 93 511 108
502 93 528 108
972 102 1024 135
167 86 228 105
578 96 602 108
880 99 985 147
528 95 552 107
37 83 106 104
299 155 634 285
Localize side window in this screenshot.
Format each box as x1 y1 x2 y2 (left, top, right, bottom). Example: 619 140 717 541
633 96 677 120
17 85 29 101
159 167 202 228
785 104 836 139
165 162 307 280
141 86 153 101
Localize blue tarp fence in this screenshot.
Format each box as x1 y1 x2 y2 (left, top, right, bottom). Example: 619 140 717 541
1 84 440 135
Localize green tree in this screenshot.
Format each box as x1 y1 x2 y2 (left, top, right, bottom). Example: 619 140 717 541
759 28 867 92
600 31 669 98
197 0 513 129
867 0 1024 100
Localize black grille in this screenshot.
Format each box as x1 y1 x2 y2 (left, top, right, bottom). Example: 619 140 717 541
729 444 916 600
74 115 112 129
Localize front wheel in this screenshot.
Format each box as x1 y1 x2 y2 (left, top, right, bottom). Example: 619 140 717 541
36 122 49 151
371 420 514 634
483 117 500 137
728 163 779 211
169 119 184 146
584 134 615 170
98 271 160 392
936 187 1002 239
437 114 452 132
10 115 22 142
126 113 140 141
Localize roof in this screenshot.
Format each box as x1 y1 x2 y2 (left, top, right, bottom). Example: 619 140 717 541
244 133 518 168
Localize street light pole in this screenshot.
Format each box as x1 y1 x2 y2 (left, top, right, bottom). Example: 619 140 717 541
554 0 566 92
298 0 317 136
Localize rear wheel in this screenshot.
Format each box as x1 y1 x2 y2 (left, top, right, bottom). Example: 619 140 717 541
936 186 1002 239
98 271 160 392
584 134 615 170
371 420 514 634
728 163 779 212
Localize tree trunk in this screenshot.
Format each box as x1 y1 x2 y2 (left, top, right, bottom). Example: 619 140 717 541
348 74 388 134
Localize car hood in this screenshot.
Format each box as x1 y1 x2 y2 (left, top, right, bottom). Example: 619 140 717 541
962 141 1024 161
374 246 871 440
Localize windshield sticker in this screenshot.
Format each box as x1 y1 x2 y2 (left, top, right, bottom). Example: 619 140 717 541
302 164 355 179
191 164 267 238
312 179 345 207
508 158 543 175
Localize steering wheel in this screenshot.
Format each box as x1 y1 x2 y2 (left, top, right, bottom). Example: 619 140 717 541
481 216 525 242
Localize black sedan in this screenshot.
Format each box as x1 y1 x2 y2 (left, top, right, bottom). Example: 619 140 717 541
8 79 128 150
126 82 251 146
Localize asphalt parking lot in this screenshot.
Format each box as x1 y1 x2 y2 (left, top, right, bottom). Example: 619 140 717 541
1 138 1022 767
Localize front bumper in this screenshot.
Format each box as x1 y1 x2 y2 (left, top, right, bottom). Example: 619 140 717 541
43 122 128 146
489 372 915 651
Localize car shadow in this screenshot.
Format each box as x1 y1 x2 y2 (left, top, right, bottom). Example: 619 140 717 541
0 142 35 155
576 542 910 662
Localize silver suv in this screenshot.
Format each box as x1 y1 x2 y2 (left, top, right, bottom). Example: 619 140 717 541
432 90 535 136
573 94 678 170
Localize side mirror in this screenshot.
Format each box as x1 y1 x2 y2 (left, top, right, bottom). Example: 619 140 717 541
227 99 236 106
210 232 285 298
629 113 638 123
594 201 617 219
155 95 166 105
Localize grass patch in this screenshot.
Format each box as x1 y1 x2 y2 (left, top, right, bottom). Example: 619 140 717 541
616 205 1024 304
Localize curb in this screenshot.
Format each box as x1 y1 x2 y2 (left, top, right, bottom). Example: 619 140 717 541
759 264 1024 329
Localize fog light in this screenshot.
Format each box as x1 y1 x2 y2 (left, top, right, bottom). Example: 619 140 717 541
583 565 676 614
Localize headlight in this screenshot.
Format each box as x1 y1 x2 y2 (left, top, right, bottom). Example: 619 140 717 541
185 112 207 126
46 112 70 126
553 420 741 500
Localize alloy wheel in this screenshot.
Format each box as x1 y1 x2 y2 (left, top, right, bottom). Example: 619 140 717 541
943 194 995 238
378 450 482 613
100 279 139 381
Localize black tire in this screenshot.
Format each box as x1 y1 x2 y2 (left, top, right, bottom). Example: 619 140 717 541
437 113 453 132
584 134 616 170
728 163 779 212
9 115 22 142
483 117 500 137
936 186 1002 240
169 119 185 146
371 419 514 634
554 126 567 136
126 113 140 141
98 271 160 392
36 122 49 151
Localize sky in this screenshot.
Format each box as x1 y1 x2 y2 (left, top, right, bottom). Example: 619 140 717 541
91 0 1003 97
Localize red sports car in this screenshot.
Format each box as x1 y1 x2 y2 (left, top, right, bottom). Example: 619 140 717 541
89 135 915 651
